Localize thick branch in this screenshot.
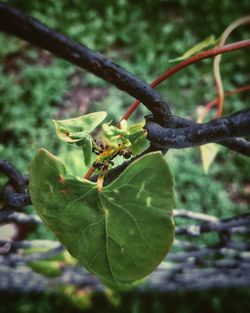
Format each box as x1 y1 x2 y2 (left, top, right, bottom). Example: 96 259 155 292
146 109 250 154
219 138 250 156
0 2 174 127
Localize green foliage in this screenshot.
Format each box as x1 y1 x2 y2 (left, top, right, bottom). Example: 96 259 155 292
102 119 149 155
29 149 175 289
28 260 62 277
0 60 73 172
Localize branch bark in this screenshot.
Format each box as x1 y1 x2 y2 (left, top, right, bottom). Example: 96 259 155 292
146 109 250 155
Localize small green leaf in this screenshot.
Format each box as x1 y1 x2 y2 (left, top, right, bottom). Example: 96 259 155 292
28 260 62 277
200 143 220 174
103 120 149 155
169 35 218 63
29 148 175 289
127 122 150 155
79 137 93 166
53 112 107 165
102 123 130 147
53 111 107 143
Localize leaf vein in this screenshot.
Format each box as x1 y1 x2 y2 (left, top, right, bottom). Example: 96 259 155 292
102 194 149 244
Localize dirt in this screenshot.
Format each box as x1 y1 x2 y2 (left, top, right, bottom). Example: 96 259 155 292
56 85 108 118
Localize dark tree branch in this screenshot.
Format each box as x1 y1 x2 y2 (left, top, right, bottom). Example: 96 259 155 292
219 138 250 156
2 184 31 208
171 115 250 156
0 160 26 193
146 109 250 155
0 2 174 127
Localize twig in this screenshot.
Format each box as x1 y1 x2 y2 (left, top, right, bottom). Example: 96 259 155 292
0 239 61 250
119 40 250 123
176 212 250 236
174 209 219 222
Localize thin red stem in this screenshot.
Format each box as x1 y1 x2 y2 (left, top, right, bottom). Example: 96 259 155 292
198 84 250 122
118 39 250 126
213 16 250 118
84 165 95 180
87 41 250 180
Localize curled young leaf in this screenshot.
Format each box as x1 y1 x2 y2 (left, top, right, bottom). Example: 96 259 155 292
53 111 107 165
53 111 107 143
29 149 175 289
103 120 149 156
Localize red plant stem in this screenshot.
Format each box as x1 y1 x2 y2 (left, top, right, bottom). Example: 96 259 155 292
87 41 250 180
84 165 95 180
118 39 250 126
198 85 250 122
213 16 250 119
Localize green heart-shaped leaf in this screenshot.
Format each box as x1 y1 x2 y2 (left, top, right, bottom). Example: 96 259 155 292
29 148 175 289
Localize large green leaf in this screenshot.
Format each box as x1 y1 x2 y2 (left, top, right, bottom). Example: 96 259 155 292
29 149 175 289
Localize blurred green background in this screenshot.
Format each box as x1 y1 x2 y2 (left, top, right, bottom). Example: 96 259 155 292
0 0 250 312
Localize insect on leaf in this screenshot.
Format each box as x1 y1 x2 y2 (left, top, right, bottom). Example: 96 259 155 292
29 148 175 289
